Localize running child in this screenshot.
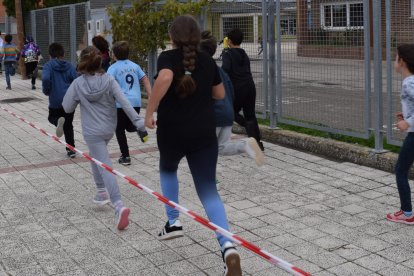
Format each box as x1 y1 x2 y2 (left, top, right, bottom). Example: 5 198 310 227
145 15 242 275
222 28 264 151
386 44 414 225
200 30 264 166
62 46 148 230
1 34 19 90
107 41 152 165
21 35 41 90
42 43 78 158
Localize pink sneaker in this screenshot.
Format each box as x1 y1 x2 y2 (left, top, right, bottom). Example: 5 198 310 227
386 210 414 225
116 207 130 230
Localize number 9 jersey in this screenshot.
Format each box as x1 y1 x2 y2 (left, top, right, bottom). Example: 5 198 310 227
107 59 146 108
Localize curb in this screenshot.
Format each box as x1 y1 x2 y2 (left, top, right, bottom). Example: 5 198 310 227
232 124 406 176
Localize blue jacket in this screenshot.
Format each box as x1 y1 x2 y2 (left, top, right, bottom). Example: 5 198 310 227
214 67 234 127
42 59 78 108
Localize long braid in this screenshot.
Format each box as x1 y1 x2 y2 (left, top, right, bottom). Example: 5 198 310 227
176 44 197 98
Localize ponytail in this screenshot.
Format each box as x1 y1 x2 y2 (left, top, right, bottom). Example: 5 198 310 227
176 45 197 98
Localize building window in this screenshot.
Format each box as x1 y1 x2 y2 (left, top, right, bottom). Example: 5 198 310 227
321 2 364 30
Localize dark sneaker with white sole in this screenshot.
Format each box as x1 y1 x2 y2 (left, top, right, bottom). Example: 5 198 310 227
118 156 131 166
222 242 242 276
158 220 184 240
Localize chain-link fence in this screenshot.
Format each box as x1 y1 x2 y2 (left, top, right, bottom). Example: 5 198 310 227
386 0 414 146
23 2 89 66
5 0 410 150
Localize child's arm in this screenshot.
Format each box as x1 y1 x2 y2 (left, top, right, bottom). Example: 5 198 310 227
41 63 52 96
62 82 79 113
140 76 152 99
145 69 173 129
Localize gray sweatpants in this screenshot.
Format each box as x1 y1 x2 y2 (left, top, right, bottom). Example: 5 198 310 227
216 126 246 156
84 134 121 204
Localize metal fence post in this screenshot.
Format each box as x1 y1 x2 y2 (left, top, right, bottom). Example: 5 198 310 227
69 5 77 66
268 0 277 129
147 50 157 87
373 0 385 152
364 0 371 140
261 0 269 119
48 9 54 45
31 11 36 41
275 0 281 127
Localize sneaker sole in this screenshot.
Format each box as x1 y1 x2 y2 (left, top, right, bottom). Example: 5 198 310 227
56 117 65 138
157 230 184 241
117 207 130 230
119 162 131 166
225 252 242 276
247 138 265 166
386 215 414 225
93 199 110 206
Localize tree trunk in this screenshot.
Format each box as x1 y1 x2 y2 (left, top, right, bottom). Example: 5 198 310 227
14 0 26 79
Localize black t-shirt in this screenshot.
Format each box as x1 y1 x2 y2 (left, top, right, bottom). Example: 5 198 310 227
222 48 254 89
156 48 221 150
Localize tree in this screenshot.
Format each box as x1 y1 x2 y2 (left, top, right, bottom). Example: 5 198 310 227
3 0 84 16
3 0 40 17
107 0 211 67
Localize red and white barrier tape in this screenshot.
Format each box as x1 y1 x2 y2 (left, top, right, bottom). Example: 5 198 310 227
0 106 311 276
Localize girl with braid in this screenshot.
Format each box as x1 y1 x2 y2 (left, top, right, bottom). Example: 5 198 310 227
145 15 242 276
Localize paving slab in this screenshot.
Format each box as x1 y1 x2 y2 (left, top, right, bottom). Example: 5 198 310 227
0 77 413 275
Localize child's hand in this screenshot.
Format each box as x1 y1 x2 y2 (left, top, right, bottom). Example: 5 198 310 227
145 115 156 129
137 130 148 143
396 112 404 121
397 120 409 131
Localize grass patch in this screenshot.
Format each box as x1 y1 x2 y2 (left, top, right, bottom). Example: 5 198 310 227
257 118 401 154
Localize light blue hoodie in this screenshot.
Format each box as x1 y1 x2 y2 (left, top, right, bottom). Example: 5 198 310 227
62 73 145 137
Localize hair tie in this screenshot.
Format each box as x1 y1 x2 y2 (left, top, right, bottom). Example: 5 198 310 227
185 71 192 76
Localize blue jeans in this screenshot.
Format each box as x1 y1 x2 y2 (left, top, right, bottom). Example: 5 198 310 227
159 140 232 247
4 62 15 88
395 132 414 212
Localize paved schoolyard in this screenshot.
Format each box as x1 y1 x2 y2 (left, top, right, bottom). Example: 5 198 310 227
0 76 413 276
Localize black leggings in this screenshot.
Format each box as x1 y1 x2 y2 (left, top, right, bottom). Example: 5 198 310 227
233 81 262 143
48 108 75 151
25 61 38 85
115 107 140 157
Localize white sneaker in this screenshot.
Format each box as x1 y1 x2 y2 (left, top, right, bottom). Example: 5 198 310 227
244 138 264 166
56 117 65 138
221 242 242 276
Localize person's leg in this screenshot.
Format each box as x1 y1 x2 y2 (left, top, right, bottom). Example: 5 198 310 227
4 63 11 88
217 126 244 156
31 62 38 86
395 133 414 212
242 83 264 150
233 86 247 127
84 135 122 205
48 108 60 126
159 149 183 223
186 141 232 247
62 109 75 149
115 108 130 157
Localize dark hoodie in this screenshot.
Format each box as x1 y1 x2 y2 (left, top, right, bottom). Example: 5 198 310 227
42 59 78 108
221 48 254 90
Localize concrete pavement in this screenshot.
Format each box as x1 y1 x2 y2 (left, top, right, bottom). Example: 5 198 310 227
0 76 413 276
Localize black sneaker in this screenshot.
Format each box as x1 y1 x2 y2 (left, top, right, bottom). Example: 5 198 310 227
221 242 242 276
66 150 76 158
32 85 36 90
258 141 264 152
6 86 11 90
158 220 184 240
118 156 131 166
